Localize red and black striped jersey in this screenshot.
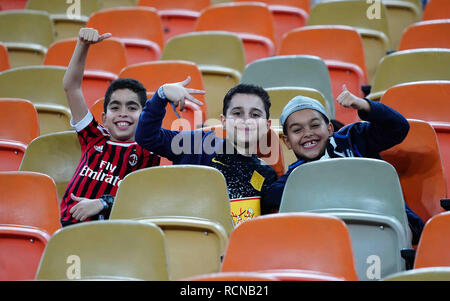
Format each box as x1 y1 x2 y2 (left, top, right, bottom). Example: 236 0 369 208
60 112 160 226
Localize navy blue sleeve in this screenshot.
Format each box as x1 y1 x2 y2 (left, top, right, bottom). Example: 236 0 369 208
262 172 290 213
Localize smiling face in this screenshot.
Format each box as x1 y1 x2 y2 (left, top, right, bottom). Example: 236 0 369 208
221 93 271 153
101 88 143 142
283 109 333 161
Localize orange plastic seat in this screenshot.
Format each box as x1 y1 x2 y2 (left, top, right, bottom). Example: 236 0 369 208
423 0 450 21
0 171 61 235
221 213 358 281
0 0 27 10
0 98 39 171
0 42 9 71
201 125 285 178
138 0 210 43
195 2 276 64
380 81 450 195
381 120 446 222
183 271 279 281
279 25 368 124
398 20 450 51
118 60 206 123
86 7 164 65
0 224 50 280
414 211 450 268
44 38 128 107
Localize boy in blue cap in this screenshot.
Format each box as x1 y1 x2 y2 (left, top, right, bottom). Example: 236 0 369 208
265 85 424 244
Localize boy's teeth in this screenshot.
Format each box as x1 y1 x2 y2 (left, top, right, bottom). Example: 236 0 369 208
304 141 317 147
117 122 129 126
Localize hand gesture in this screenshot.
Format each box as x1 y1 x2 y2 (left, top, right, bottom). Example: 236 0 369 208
336 85 370 112
163 76 205 111
69 193 104 222
78 27 112 45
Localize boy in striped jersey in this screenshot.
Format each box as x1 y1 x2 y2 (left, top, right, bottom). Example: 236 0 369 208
60 28 160 227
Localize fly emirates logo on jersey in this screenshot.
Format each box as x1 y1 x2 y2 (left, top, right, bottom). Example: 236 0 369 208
79 160 122 187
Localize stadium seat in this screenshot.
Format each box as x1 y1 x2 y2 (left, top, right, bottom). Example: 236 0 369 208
110 165 234 235
0 66 72 135
26 0 101 41
138 0 211 43
307 0 391 83
0 42 9 71
383 267 450 281
118 216 227 280
398 20 450 51
279 25 368 124
183 271 279 281
0 225 51 280
234 0 309 49
43 37 128 107
0 98 39 171
0 171 60 235
240 55 335 118
422 0 450 21
195 2 276 64
0 10 55 68
367 49 450 102
86 7 164 64
118 60 206 123
19 131 82 204
414 211 450 268
0 0 27 10
161 31 245 123
380 81 450 197
220 213 358 281
381 120 446 222
279 158 412 280
35 220 169 280
100 0 138 9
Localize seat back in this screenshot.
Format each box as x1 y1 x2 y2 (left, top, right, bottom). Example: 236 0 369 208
279 158 410 235
35 220 169 280
221 213 358 281
0 66 71 135
423 0 450 21
100 0 139 9
0 98 39 145
399 20 450 51
381 120 446 222
414 212 450 268
110 165 234 236
0 42 9 71
19 131 82 203
0 10 55 67
0 171 61 235
241 55 335 118
383 267 450 281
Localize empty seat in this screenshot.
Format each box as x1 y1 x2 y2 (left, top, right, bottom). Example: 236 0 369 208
279 158 412 280
35 220 169 280
19 131 82 203
161 31 245 122
195 2 276 64
414 211 450 268
0 98 39 171
380 81 450 197
307 0 391 83
234 0 310 49
279 25 368 124
381 120 446 222
240 55 335 118
383 267 450 281
367 49 450 101
118 60 206 123
138 0 211 43
0 10 55 67
398 20 450 51
86 7 164 64
0 66 71 135
43 37 128 107
0 42 9 71
26 0 102 41
422 0 450 21
221 213 358 281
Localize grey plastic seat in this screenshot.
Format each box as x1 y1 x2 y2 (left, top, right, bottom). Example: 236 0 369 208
240 55 335 118
35 220 169 281
279 158 411 280
383 267 450 281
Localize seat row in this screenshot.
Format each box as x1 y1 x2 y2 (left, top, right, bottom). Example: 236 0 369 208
1 158 450 281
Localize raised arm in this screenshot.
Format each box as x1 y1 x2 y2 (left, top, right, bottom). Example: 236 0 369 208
62 28 111 124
